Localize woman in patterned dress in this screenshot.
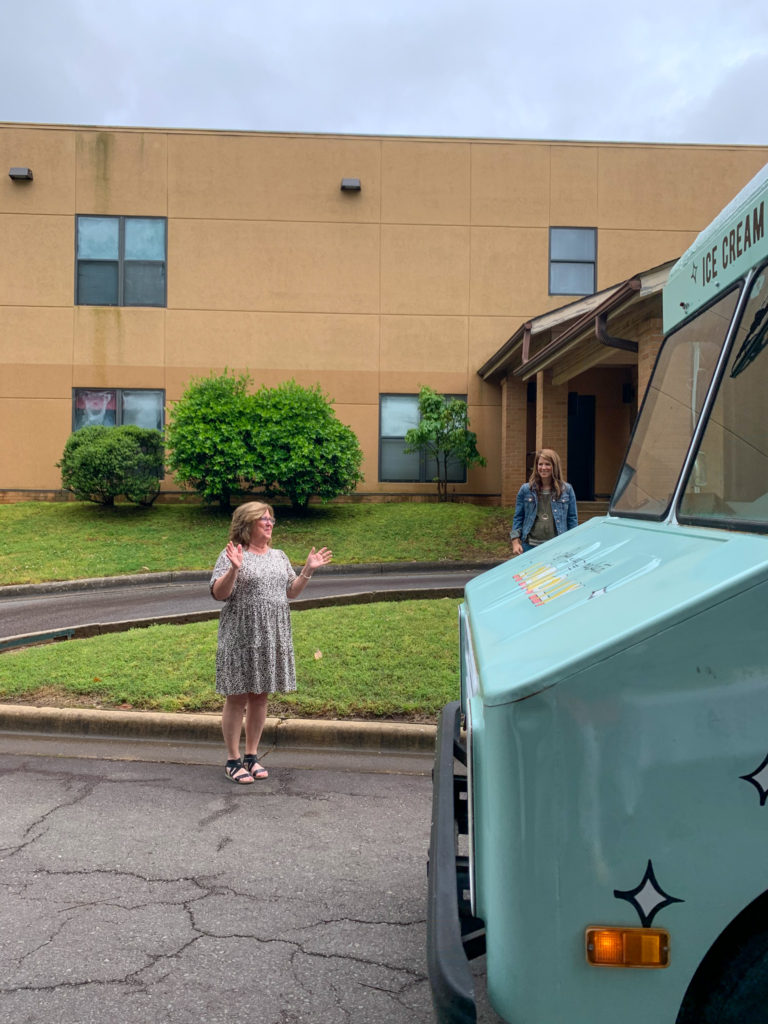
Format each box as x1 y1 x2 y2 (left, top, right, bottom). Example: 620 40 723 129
210 501 332 784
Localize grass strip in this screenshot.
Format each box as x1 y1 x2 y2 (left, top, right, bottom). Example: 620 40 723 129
0 599 461 721
0 501 511 585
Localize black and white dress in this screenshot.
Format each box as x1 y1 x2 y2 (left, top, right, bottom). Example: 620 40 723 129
210 548 298 696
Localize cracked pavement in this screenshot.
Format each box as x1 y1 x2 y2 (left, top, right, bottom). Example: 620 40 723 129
0 751 503 1023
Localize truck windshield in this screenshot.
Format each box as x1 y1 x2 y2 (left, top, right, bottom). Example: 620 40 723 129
679 263 768 530
611 287 740 518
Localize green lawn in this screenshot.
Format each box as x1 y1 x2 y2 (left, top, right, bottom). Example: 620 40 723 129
0 599 461 720
0 499 509 719
0 500 511 585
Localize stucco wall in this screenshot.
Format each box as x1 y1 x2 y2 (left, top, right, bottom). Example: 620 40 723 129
1 124 766 498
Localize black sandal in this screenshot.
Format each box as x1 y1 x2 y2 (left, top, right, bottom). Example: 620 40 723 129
243 752 268 780
225 758 254 784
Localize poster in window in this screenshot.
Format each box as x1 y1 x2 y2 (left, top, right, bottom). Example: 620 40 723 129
75 390 117 429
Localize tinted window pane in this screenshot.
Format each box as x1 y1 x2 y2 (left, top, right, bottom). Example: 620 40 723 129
121 390 164 429
679 266 768 528
380 439 420 481
381 395 420 436
550 262 595 295
124 262 166 306
77 217 119 259
446 455 467 483
612 287 738 518
125 218 166 260
77 262 119 305
550 228 595 261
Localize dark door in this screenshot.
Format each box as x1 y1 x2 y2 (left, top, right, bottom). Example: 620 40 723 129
567 392 595 500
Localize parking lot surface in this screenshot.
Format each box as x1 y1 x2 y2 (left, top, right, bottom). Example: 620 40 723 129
0 742 503 1023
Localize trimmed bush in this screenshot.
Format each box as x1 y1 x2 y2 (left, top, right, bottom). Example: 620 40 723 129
58 426 164 506
251 380 364 510
165 370 255 508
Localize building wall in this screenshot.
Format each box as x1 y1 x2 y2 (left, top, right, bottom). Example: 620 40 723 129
1 124 767 499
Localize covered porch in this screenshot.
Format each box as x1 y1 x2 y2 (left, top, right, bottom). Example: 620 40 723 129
479 262 672 506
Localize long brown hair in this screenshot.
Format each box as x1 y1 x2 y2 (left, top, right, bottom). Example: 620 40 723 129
229 501 275 546
528 448 565 498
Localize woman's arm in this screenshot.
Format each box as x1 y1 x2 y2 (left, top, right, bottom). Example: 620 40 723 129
211 542 242 601
286 546 333 599
566 484 578 531
510 486 527 556
510 485 527 537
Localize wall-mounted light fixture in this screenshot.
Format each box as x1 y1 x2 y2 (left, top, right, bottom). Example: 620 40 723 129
340 177 361 192
9 167 33 181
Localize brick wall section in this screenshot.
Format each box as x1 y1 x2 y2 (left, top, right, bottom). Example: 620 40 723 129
637 317 664 405
536 370 569 478
500 375 528 506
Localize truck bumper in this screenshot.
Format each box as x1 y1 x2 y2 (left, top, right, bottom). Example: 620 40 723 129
427 700 486 1024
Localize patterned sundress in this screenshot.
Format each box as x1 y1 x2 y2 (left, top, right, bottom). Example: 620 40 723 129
210 547 298 695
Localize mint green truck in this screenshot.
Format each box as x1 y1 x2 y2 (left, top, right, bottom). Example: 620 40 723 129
428 162 768 1023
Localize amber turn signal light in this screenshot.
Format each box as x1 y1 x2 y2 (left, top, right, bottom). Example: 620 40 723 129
586 927 670 968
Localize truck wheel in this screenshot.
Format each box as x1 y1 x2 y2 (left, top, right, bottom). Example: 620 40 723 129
677 891 768 1024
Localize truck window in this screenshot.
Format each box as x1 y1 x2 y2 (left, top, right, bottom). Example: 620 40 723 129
611 286 740 518
679 263 768 530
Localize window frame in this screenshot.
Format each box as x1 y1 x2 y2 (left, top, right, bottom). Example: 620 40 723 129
549 226 597 296
75 215 168 307
378 392 469 484
72 387 166 433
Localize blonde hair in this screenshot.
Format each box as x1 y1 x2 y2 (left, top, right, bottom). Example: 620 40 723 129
529 448 565 498
229 501 275 546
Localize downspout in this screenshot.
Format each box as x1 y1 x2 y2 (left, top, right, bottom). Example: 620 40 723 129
595 313 638 353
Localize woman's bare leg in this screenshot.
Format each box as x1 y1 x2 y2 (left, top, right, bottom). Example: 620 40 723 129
221 694 248 760
244 692 269 755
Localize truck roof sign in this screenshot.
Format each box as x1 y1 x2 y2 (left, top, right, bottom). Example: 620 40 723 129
664 162 768 334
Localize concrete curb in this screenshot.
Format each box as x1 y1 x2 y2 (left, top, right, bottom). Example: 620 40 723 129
0 704 437 753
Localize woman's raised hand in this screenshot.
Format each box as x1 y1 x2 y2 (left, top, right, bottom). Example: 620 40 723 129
225 541 243 570
305 546 333 572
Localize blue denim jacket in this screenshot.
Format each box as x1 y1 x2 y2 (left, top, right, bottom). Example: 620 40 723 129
510 482 578 543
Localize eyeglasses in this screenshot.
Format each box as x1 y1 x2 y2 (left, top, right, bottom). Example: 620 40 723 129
259 517 276 525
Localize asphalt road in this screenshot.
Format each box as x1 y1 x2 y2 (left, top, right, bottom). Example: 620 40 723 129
0 568 488 641
0 742 504 1024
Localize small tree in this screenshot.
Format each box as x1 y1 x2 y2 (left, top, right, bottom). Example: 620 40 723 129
166 370 255 508
250 380 364 511
58 425 164 506
404 385 486 501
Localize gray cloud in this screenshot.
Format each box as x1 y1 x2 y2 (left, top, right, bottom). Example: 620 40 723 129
1 0 767 143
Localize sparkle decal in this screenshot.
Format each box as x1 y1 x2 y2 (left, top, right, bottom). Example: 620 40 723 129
613 860 683 928
511 561 582 607
740 752 768 805
691 261 698 283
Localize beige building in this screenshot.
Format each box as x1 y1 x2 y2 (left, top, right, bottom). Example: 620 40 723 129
2 122 767 504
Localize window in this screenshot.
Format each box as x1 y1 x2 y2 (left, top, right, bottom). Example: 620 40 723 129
549 227 596 295
76 216 167 306
678 263 768 532
611 286 739 519
73 388 165 432
379 393 467 483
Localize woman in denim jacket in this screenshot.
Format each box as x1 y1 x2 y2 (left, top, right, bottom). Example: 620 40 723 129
510 448 578 555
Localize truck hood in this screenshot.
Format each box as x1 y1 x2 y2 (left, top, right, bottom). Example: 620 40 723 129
465 516 768 706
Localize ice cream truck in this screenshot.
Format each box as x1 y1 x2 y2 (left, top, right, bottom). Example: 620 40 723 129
427 162 768 1023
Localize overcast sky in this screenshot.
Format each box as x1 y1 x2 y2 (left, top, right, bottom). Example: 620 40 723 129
2 0 767 145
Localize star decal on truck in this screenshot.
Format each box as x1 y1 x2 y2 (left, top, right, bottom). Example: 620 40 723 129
740 752 768 805
614 859 684 928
